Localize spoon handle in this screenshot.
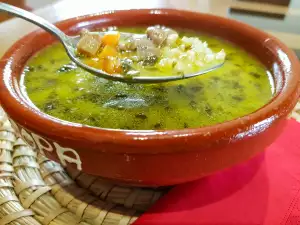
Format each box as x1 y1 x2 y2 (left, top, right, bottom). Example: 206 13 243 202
0 3 67 41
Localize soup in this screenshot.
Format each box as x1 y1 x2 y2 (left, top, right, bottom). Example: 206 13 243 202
22 27 273 130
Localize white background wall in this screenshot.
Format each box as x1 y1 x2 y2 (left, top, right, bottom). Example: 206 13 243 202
26 0 61 9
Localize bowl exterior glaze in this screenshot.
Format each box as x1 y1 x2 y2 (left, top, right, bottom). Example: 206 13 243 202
0 9 300 186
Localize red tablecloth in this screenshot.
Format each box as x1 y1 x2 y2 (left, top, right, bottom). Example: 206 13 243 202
136 119 300 225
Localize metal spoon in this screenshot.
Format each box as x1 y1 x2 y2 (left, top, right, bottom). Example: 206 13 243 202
0 3 224 84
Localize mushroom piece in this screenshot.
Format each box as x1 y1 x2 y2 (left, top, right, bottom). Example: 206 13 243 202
77 29 102 56
146 26 168 46
127 36 145 51
146 26 179 46
118 35 147 51
136 38 160 65
120 36 160 66
164 28 179 46
121 58 134 74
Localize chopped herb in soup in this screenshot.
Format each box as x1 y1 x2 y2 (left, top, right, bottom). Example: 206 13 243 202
22 27 273 130
76 26 226 76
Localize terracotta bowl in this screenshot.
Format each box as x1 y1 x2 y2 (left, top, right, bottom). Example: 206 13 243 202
0 9 300 187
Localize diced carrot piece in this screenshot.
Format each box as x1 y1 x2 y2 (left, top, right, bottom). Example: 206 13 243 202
101 57 122 74
86 55 121 74
98 45 118 58
103 58 115 74
85 58 101 69
101 31 120 46
114 63 122 73
111 57 122 73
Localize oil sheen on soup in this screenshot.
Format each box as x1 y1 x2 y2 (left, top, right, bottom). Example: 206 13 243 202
22 27 273 130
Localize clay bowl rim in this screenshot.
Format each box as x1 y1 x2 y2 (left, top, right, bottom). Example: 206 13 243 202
0 9 299 154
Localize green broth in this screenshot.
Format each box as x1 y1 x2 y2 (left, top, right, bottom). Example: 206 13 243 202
23 28 273 130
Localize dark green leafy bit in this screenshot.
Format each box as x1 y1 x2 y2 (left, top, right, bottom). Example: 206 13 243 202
216 93 224 101
176 84 185 93
232 95 244 102
45 79 57 87
152 85 168 93
142 55 158 66
211 76 220 82
164 106 172 111
62 108 71 113
189 100 197 109
176 71 184 76
231 70 241 77
232 81 243 89
43 101 57 112
25 65 46 72
226 53 234 60
175 84 195 99
249 72 261 78
37 65 45 70
115 93 128 98
84 116 101 127
57 62 77 73
143 66 159 71
121 59 134 74
190 85 203 93
24 66 35 72
42 92 59 112
73 87 82 92
121 126 131 130
209 44 218 48
135 113 148 120
154 123 162 129
184 122 189 128
77 93 102 104
28 66 35 72
204 104 213 115
254 83 262 91
75 54 85 60
224 80 243 89
151 95 168 107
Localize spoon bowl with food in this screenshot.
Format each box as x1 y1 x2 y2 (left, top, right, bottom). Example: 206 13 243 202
0 3 225 84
